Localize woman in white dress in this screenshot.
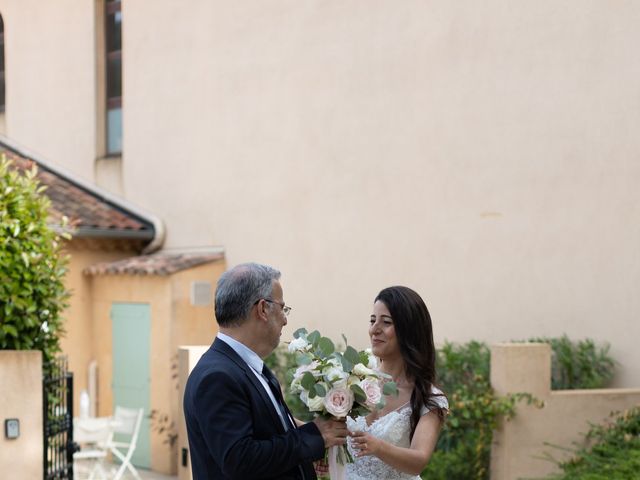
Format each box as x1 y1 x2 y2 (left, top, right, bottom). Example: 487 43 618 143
345 286 448 480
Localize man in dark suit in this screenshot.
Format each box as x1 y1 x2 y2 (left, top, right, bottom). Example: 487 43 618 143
184 262 347 479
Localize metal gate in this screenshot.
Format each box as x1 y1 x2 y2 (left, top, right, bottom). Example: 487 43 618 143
43 356 75 480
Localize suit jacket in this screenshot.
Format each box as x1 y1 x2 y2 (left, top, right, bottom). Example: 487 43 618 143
184 338 325 479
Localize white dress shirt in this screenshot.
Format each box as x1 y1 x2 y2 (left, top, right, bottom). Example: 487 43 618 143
217 332 290 430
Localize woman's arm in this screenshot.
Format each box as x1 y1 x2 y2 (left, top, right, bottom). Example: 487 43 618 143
350 411 442 475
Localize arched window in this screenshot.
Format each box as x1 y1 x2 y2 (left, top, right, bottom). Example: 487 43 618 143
0 14 5 112
106 0 122 154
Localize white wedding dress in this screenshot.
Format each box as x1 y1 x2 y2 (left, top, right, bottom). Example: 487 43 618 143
344 390 448 480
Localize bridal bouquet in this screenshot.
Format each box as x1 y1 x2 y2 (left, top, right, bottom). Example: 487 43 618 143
287 328 397 479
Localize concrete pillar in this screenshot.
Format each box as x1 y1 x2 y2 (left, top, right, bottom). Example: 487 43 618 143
0 350 43 480
490 343 551 480
491 342 551 398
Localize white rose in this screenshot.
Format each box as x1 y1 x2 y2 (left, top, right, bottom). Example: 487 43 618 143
288 337 310 353
365 348 378 369
346 374 360 388
352 363 377 377
323 386 354 418
290 375 303 394
300 391 325 412
323 365 348 384
294 361 320 378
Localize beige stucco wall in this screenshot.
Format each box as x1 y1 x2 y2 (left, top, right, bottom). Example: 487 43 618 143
491 343 640 480
90 273 172 473
89 259 223 474
1 1 640 388
0 0 98 182
123 1 640 388
62 242 131 417
0 350 43 480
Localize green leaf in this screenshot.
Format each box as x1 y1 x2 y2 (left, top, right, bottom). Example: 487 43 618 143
317 337 335 357
350 384 367 404
293 327 308 339
338 353 353 372
344 346 360 365
383 382 398 396
3 324 18 337
301 372 316 391
296 353 313 365
314 383 326 397
307 330 321 345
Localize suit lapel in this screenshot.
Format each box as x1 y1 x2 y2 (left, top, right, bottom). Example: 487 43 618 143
212 338 287 433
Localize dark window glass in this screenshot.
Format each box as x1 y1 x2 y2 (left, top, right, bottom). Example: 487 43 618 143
105 1 121 154
107 53 122 98
0 14 5 112
106 11 122 53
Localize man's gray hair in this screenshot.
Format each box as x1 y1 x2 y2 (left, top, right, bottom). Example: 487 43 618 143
214 262 281 327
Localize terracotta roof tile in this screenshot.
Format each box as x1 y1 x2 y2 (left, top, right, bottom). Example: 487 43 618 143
84 252 225 276
1 143 155 240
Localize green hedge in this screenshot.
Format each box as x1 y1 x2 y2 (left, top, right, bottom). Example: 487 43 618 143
524 335 615 390
0 156 69 369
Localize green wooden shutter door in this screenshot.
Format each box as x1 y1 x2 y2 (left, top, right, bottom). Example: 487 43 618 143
111 303 151 468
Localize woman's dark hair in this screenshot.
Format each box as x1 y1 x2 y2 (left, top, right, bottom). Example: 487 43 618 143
375 286 446 440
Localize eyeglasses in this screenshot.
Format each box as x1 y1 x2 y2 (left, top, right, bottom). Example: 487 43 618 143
255 298 292 316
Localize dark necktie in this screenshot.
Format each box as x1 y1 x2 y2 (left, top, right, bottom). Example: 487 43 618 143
262 365 310 480
262 364 295 430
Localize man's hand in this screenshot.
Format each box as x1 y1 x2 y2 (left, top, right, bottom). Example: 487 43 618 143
312 416 348 447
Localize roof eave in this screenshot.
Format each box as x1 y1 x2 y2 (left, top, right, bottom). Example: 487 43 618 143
0 134 165 253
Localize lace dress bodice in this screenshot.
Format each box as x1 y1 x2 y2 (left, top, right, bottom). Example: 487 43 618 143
345 405 419 480
344 392 448 480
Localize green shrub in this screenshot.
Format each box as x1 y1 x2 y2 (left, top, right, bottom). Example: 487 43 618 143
547 406 640 479
523 335 615 390
0 156 69 369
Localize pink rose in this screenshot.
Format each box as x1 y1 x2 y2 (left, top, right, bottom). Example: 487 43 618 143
360 379 382 408
323 387 354 418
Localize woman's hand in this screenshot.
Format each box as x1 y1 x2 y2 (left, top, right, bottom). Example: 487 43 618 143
313 458 329 477
349 430 381 457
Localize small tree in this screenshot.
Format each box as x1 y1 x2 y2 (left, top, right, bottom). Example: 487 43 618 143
0 155 69 369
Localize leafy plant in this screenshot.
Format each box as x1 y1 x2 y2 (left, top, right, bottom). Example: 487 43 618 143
546 406 640 479
426 341 538 480
523 335 615 390
0 156 70 370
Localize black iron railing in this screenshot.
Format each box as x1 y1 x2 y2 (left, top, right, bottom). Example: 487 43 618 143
43 356 75 480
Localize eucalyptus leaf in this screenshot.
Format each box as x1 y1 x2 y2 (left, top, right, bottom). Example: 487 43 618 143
350 384 367 403
344 346 360 365
296 352 313 365
307 330 321 345
383 382 399 396
293 327 308 339
317 337 335 357
301 372 316 391
314 383 326 397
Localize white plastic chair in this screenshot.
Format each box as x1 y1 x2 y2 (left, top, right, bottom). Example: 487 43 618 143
108 406 144 480
73 417 111 480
